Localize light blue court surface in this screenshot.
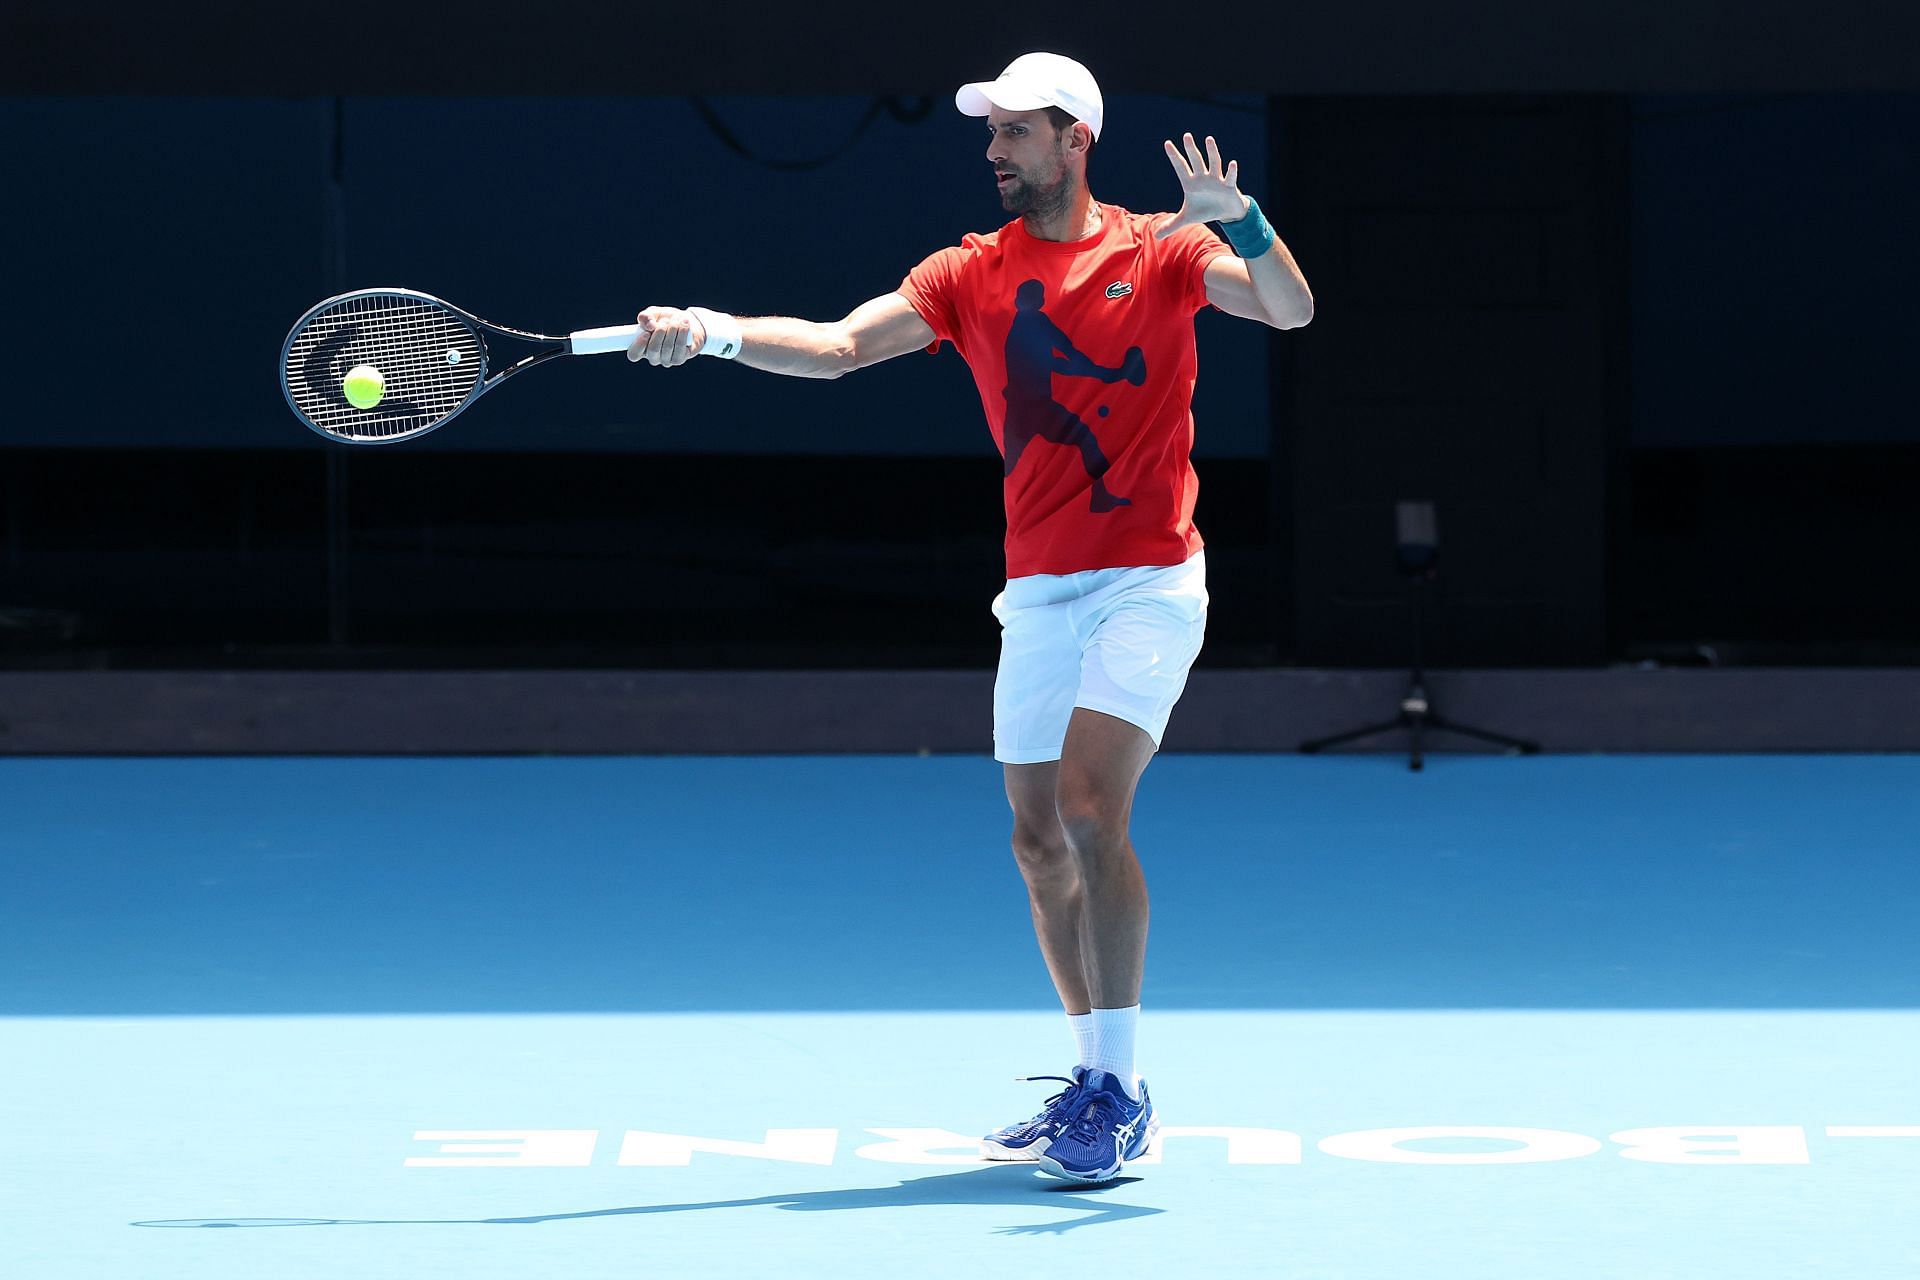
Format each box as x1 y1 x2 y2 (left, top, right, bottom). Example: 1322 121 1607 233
3 755 1917 1278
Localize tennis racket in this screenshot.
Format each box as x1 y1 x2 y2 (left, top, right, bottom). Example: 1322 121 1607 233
279 288 643 445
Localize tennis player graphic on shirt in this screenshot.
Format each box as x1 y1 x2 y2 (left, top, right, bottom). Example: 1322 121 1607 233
626 52 1313 1184
1002 278 1142 512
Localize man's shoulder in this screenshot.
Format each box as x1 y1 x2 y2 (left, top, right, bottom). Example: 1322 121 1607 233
914 225 1007 272
956 224 1012 253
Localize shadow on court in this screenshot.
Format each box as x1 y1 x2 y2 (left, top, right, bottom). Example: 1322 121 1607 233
132 1166 1162 1236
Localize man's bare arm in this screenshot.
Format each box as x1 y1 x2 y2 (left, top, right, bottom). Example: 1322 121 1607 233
1201 244 1314 329
625 292 935 379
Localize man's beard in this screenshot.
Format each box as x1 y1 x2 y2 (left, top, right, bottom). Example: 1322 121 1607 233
1001 168 1070 220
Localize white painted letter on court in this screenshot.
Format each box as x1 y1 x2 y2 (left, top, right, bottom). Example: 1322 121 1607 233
854 1129 991 1165
1129 1127 1304 1165
1319 1127 1603 1165
618 1129 839 1166
406 1130 598 1167
1611 1126 1810 1165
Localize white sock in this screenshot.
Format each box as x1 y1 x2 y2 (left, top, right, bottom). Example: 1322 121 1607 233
1068 1012 1095 1069
1087 1005 1141 1099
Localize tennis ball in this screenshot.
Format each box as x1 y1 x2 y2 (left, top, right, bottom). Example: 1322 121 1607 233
342 364 385 410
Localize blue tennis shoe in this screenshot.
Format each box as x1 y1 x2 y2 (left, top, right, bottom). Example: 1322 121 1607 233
1034 1070 1156 1183
980 1068 1089 1161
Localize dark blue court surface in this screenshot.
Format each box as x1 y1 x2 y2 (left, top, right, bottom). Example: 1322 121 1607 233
4 755 1917 1277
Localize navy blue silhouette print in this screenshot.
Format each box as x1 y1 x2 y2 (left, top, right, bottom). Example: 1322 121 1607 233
1002 279 1146 513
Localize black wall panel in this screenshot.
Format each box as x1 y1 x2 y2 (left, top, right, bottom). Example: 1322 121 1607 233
1281 97 1628 666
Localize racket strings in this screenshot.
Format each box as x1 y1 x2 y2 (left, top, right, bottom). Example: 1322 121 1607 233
284 294 484 441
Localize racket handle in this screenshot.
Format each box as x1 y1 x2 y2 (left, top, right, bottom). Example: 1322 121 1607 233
567 324 644 356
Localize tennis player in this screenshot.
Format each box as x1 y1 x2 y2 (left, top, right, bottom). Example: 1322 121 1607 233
628 52 1313 1182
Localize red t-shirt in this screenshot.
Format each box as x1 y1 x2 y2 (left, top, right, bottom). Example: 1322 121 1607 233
897 203 1231 578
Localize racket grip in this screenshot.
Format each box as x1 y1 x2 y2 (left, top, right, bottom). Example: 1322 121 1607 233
567 324 644 356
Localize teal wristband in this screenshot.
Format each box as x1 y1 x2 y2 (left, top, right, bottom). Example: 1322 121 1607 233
1219 196 1276 258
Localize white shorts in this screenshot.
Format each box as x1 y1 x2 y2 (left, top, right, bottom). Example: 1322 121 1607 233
990 551 1209 764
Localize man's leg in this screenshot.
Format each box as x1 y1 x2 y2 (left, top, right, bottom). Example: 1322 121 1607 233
1004 759 1091 1017
980 759 1095 1162
1026 706 1161 1182
1002 709 1156 1020
1052 707 1157 1010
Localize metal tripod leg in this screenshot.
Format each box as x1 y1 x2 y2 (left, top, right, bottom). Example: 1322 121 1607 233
1299 715 1411 754
1424 715 1539 755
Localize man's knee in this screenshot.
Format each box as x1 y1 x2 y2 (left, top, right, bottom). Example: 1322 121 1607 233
1011 819 1077 890
1055 789 1128 861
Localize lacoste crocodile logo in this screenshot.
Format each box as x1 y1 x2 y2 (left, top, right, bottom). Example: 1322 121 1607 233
1105 281 1133 299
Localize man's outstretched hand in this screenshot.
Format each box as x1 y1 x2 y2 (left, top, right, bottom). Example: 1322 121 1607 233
1155 132 1249 239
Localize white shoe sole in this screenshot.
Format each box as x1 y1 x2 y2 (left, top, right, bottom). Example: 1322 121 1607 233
979 1135 1049 1162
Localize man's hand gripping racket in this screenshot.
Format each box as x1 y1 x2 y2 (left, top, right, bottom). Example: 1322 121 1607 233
626 307 710 369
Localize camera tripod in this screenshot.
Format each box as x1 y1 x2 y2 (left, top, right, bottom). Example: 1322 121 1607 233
1299 573 1539 772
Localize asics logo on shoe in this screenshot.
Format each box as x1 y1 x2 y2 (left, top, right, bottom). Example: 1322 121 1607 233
1105 281 1133 299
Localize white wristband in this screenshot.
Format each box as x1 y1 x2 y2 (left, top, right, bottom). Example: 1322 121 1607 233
687 307 743 360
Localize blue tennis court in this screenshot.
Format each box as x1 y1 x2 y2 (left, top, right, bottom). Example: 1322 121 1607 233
4 753 1916 1277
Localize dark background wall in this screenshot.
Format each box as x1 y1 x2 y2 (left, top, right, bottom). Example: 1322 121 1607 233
1 95 1269 456
5 0 1914 95
1631 94 1920 448
3 2 1918 675
11 91 1916 454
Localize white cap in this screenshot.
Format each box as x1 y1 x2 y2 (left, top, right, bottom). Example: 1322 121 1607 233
955 52 1104 142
